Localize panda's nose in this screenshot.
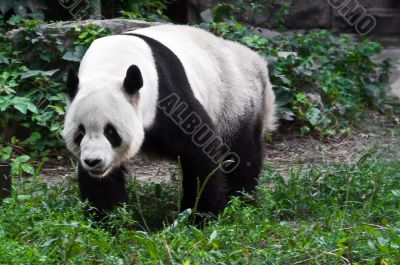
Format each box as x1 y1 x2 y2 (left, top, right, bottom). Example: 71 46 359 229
84 158 102 168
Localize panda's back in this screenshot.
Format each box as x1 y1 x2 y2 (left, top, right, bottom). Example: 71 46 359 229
127 25 271 135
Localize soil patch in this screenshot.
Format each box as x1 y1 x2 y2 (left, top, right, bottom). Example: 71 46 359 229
41 112 399 185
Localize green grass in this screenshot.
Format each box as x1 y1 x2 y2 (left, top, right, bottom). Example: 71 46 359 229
1 154 400 264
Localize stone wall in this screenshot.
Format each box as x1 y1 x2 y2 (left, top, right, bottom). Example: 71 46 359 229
188 0 400 35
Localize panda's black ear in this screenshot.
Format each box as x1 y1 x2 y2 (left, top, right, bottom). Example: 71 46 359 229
123 65 143 95
66 67 79 101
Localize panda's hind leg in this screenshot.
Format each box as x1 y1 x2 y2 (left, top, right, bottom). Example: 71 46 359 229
225 117 263 198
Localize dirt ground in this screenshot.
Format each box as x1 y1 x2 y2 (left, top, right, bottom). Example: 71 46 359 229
266 112 400 176
41 111 400 186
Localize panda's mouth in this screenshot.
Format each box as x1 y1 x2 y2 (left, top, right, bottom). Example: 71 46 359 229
89 169 104 176
88 166 111 177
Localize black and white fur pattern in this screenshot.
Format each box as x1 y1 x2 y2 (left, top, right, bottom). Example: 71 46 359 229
63 25 276 216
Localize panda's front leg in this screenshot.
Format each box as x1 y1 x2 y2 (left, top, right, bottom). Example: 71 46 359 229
77 163 128 217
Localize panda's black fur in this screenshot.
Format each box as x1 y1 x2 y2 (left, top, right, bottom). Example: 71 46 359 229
65 25 276 220
78 33 227 215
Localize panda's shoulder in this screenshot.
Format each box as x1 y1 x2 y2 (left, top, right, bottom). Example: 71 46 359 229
89 34 143 47
129 24 200 34
127 25 217 44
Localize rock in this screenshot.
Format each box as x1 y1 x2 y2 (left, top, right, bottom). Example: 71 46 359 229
188 0 216 23
249 27 281 40
44 19 161 34
391 75 400 98
368 8 400 35
277 51 298 58
306 93 324 110
188 0 400 33
284 0 331 29
200 9 214 23
330 0 400 34
6 19 163 67
7 19 161 39
358 0 396 8
371 40 400 100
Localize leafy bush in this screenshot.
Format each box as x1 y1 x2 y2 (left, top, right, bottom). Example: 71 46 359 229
201 21 391 136
212 0 293 29
0 16 111 172
103 0 173 22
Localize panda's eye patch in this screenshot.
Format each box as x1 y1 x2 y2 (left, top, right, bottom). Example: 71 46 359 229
74 124 85 146
104 123 122 148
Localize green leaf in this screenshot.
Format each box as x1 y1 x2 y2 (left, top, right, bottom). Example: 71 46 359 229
62 45 87 62
50 105 65 115
14 155 30 163
212 4 234 22
78 31 89 39
295 92 306 102
190 226 204 241
20 69 58 79
50 123 60 131
13 102 28 114
24 132 41 144
27 103 38 114
11 96 31 114
41 238 58 247
300 126 310 135
1 146 12 161
16 194 31 201
208 230 217 244
278 107 295 121
21 163 34 175
306 108 321 126
93 239 111 248
364 83 380 99
279 75 292 86
0 95 12 111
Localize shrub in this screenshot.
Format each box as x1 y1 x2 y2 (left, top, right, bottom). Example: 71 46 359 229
103 0 173 22
0 16 111 172
201 21 391 136
212 0 293 29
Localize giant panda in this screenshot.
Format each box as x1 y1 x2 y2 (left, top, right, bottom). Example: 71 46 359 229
63 24 276 217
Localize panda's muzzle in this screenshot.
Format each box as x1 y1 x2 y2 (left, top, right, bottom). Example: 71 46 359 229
84 158 102 168
83 158 109 177
79 134 115 177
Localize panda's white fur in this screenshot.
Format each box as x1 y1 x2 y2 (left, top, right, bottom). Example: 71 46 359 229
63 24 276 215
63 35 158 175
128 25 276 135
77 35 159 129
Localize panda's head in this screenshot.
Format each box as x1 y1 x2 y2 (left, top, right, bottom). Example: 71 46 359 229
63 65 144 177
